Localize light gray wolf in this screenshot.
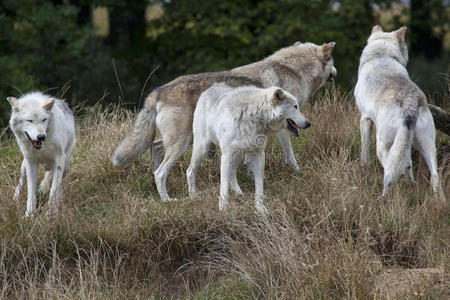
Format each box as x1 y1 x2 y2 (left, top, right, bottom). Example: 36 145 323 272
7 92 76 216
355 25 445 201
112 41 336 201
187 83 310 213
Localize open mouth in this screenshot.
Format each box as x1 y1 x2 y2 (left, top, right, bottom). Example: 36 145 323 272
286 119 299 137
327 73 334 82
25 132 42 150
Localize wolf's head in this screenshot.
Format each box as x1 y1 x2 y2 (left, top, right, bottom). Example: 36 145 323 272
365 25 408 66
7 92 55 150
270 88 310 136
269 41 337 94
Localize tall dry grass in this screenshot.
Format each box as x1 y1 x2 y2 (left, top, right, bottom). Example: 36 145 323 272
0 87 448 298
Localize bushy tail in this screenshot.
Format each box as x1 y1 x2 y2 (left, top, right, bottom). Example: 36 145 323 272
112 93 158 166
384 114 416 187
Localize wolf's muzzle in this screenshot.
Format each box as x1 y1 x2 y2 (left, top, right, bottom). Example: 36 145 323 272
25 132 43 150
328 66 337 82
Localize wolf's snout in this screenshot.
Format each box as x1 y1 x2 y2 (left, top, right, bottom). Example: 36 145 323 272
304 121 311 129
37 134 46 141
328 66 337 82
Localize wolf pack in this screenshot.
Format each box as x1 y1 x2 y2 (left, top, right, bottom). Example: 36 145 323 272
6 25 447 217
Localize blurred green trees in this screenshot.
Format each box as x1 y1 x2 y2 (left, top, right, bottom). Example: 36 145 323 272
0 0 448 126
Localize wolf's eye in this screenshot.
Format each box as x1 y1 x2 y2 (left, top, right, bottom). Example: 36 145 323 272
27 120 33 123
43 118 47 122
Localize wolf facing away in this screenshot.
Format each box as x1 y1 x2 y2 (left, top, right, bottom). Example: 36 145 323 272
355 25 445 201
112 41 337 201
187 83 310 213
8 92 76 216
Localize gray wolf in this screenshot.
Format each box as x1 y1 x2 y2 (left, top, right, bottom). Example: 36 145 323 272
113 41 336 201
8 92 76 216
355 25 445 201
186 83 310 212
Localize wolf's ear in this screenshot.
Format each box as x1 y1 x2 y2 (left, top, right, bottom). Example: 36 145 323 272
372 25 383 34
322 42 335 60
294 41 302 46
7 97 20 112
42 98 55 111
396 26 407 42
272 88 285 104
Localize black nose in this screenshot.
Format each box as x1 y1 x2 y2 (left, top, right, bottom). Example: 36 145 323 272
304 121 311 129
37 134 46 141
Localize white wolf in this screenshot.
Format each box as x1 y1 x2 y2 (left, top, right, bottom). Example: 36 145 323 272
355 25 445 201
186 83 310 212
7 92 76 216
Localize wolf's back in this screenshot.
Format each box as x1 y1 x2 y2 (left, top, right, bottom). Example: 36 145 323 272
112 93 158 166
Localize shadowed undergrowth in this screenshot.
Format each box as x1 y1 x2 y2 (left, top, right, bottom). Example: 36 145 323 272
0 87 448 298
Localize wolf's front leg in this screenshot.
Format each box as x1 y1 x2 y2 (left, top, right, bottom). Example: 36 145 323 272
252 150 267 214
25 160 38 217
219 151 232 211
14 160 26 201
47 155 65 215
277 129 299 171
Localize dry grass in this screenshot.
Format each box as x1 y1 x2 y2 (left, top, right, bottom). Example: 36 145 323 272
0 87 448 299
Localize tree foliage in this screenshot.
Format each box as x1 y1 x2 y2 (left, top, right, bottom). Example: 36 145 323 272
0 0 448 126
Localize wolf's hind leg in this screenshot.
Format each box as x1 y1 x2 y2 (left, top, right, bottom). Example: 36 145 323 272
405 160 415 183
154 135 192 202
14 160 26 200
360 115 372 166
38 169 53 194
415 131 445 202
151 139 164 172
47 156 65 215
376 139 389 169
378 139 393 197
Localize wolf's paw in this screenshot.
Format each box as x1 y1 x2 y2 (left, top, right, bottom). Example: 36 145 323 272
255 201 268 215
162 197 178 202
231 184 243 196
285 159 300 172
46 206 59 216
219 198 229 211
38 184 50 194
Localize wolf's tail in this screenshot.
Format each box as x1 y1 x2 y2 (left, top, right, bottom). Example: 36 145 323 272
112 93 158 167
384 111 417 187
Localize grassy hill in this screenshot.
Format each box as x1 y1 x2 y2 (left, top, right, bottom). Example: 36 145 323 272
0 87 448 298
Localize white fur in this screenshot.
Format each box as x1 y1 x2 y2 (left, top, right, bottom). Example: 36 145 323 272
355 26 445 201
8 91 76 216
186 83 310 212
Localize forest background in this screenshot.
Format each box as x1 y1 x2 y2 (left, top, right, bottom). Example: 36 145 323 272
0 0 449 125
